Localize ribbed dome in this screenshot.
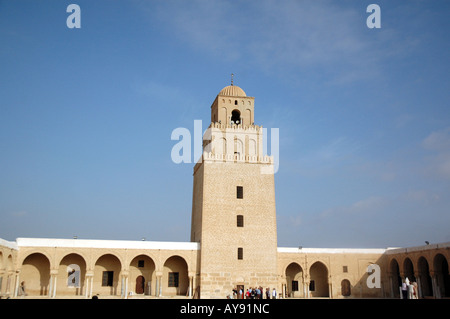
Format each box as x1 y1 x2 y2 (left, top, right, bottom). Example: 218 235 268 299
218 85 247 97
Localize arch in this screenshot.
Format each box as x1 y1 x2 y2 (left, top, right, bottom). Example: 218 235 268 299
217 137 227 155
245 109 252 126
389 258 401 298
418 256 433 297
403 257 415 282
57 253 87 296
285 262 304 298
129 255 156 295
248 139 256 156
309 261 329 297
94 254 122 296
341 279 351 297
163 255 189 296
433 253 450 298
234 138 243 155
231 109 241 124
7 254 13 272
20 253 51 296
220 107 227 122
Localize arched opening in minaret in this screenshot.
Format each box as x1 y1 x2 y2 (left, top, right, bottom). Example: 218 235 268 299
231 109 241 125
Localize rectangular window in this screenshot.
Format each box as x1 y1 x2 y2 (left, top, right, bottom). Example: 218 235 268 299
292 280 299 291
138 260 145 268
236 186 243 199
343 266 348 273
238 247 243 260
237 215 244 227
309 280 315 292
168 272 179 287
102 271 114 287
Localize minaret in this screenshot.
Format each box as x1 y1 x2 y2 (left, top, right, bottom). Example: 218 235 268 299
191 79 278 298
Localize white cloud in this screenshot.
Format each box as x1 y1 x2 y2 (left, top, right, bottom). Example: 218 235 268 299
10 210 28 217
422 127 450 179
422 127 450 151
144 0 411 84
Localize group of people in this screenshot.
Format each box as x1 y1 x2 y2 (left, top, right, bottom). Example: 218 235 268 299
230 287 278 299
400 277 418 299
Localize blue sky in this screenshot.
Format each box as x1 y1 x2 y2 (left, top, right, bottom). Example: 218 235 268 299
1 0 449 248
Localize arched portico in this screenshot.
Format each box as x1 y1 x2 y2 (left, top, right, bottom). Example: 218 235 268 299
93 254 122 296
403 257 415 282
129 254 156 295
20 253 51 296
417 256 433 298
389 258 401 298
309 261 329 298
433 253 450 298
285 262 304 298
56 253 87 297
162 255 189 296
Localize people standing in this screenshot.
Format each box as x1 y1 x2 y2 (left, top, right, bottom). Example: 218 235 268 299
272 288 277 299
401 280 408 299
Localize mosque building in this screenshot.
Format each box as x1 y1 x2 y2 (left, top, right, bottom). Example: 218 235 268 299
0 83 449 299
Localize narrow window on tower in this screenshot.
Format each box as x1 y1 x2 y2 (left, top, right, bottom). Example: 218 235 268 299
236 186 243 199
237 247 243 260
237 215 244 227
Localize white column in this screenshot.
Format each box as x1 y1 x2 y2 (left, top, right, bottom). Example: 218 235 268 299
388 276 394 298
52 276 57 298
417 276 423 298
124 275 129 299
432 274 440 299
89 276 94 298
48 275 53 298
85 276 89 299
13 273 20 298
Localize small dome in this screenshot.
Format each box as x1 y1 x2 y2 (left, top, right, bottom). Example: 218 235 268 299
219 85 247 97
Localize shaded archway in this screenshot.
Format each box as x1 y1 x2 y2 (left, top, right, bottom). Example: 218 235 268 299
434 254 450 298
57 253 87 296
341 279 351 297
418 256 433 298
231 109 241 125
94 254 121 296
21 253 50 296
403 257 416 282
285 262 304 298
129 255 156 295
163 255 188 296
389 259 401 298
309 261 329 298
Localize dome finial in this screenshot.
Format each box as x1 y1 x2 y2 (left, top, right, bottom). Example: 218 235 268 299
231 73 234 86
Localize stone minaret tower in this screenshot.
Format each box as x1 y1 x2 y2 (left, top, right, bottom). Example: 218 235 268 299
191 80 278 298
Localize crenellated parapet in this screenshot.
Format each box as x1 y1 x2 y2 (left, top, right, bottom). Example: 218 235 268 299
202 151 273 163
208 122 263 132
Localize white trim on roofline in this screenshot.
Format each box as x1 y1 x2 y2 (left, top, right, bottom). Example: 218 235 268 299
0 238 18 250
15 238 200 251
277 247 387 254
